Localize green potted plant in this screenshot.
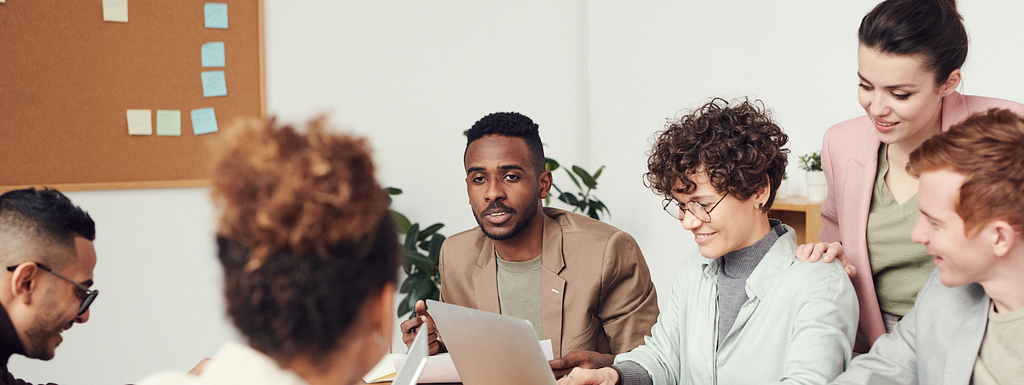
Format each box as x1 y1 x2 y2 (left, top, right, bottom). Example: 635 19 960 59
386 187 444 318
776 172 789 200
798 152 825 202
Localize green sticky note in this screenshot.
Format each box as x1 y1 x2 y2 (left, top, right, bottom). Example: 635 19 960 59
156 110 181 136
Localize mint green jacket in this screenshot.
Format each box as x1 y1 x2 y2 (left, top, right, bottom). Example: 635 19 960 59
615 227 858 384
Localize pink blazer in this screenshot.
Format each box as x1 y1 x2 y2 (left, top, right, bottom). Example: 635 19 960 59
820 92 1024 351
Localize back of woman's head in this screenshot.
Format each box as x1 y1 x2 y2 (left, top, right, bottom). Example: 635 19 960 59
210 116 399 364
646 98 789 211
859 0 967 85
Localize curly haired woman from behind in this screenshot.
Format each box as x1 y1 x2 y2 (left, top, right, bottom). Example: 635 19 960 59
139 117 400 385
559 99 857 385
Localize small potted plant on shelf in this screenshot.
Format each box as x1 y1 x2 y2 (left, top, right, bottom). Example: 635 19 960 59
799 151 826 202
776 172 789 200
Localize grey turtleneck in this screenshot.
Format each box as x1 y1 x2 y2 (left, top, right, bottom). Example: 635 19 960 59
716 219 784 347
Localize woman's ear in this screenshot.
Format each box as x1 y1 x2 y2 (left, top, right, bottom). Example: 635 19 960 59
752 178 772 212
942 69 962 96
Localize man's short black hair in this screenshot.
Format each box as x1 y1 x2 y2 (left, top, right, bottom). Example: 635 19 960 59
465 112 546 173
0 188 96 244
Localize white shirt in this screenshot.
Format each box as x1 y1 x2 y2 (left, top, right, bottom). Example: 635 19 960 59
137 341 308 385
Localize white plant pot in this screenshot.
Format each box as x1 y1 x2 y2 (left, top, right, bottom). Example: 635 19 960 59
806 170 827 202
776 179 789 200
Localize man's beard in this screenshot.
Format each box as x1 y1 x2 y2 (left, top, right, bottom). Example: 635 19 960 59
475 200 539 241
23 291 67 360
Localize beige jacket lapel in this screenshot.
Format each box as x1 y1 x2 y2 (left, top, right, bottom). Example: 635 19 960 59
540 212 567 356
473 238 500 314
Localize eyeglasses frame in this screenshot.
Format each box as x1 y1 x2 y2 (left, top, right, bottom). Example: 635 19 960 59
5 262 98 316
665 193 729 223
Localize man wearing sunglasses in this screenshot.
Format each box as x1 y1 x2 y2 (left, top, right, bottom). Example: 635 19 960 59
0 188 97 385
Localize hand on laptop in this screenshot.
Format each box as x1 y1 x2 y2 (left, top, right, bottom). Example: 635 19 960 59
549 350 614 378
400 300 441 355
555 367 619 385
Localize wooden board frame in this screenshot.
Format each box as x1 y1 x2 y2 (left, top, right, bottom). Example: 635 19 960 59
0 0 266 192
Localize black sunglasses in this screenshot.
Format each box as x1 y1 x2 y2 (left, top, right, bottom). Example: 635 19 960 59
6 263 98 316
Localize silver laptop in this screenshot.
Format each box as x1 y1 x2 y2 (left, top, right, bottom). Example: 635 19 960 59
393 327 429 385
426 299 557 385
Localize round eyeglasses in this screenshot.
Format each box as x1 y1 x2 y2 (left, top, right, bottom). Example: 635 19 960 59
663 193 728 223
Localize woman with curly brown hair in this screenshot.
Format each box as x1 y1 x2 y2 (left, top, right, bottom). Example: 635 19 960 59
138 117 400 385
558 99 858 385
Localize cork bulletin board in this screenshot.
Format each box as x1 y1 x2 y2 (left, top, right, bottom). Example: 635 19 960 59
0 0 265 192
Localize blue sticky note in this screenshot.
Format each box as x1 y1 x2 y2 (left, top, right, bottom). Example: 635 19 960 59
201 42 225 67
204 3 228 29
190 108 219 135
201 71 227 97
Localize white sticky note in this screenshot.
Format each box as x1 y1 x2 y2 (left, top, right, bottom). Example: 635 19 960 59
126 109 152 135
103 0 128 23
156 110 181 136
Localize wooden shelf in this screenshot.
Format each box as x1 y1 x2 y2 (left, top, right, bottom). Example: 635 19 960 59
769 196 823 245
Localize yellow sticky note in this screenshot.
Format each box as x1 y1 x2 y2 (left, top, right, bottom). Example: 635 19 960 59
127 109 152 135
156 110 181 136
103 0 128 23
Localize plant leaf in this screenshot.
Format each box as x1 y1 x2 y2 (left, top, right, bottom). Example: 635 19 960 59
560 192 579 206
427 234 445 263
403 249 434 273
573 166 597 189
417 223 444 242
565 169 582 190
392 211 412 234
384 187 403 196
404 223 420 251
592 165 605 180
545 158 560 172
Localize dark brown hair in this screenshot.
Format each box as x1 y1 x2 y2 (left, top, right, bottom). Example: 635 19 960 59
859 0 967 85
210 116 399 364
646 98 789 212
908 108 1024 237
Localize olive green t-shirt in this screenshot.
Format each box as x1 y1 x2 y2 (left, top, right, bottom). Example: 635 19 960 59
495 251 544 340
971 302 1024 385
866 144 933 317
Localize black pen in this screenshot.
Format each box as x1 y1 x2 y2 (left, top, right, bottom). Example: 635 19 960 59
409 310 418 334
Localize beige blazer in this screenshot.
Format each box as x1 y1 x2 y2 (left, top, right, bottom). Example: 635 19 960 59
438 208 659 358
820 92 1024 350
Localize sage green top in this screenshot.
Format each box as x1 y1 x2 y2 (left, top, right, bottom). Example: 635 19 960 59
866 144 933 316
495 251 544 339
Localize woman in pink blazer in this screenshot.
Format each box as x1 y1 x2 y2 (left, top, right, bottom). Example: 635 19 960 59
796 0 1024 352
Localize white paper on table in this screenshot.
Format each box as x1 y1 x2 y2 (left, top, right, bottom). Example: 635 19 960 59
362 353 403 383
391 339 555 383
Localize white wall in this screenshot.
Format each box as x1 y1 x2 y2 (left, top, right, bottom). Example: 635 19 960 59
8 1 1024 384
